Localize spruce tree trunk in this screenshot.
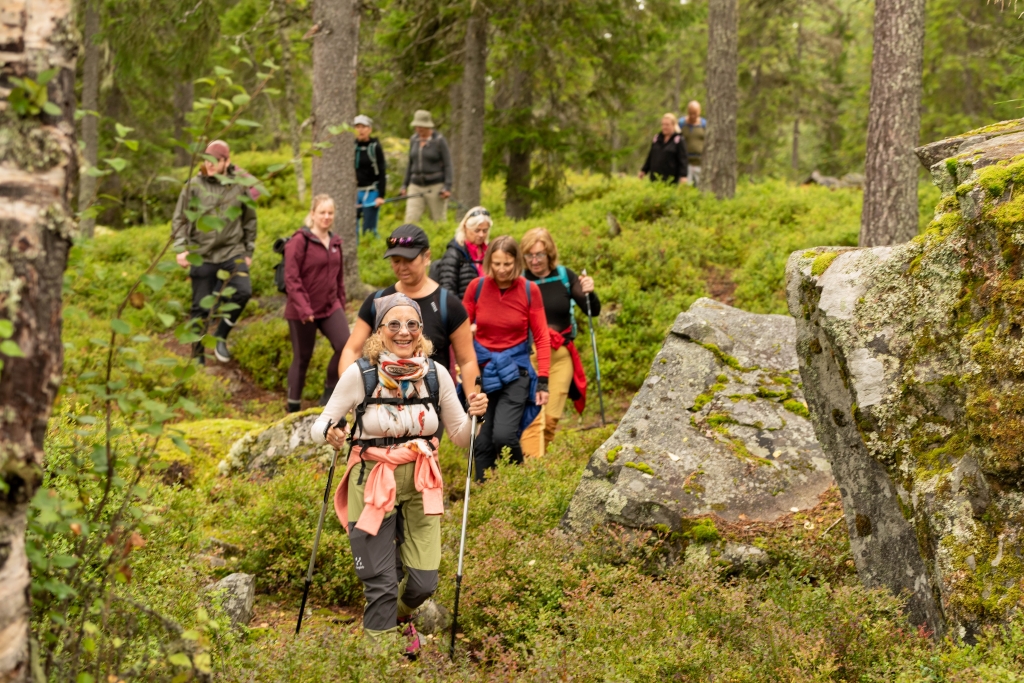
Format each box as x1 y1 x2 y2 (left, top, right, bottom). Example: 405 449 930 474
312 0 360 295
78 0 100 237
449 80 463 207
504 63 532 220
456 6 487 219
859 0 925 246
172 82 193 167
0 2 77 680
704 0 739 200
277 17 306 203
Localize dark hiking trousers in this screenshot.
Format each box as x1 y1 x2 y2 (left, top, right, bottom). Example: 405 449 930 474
189 259 252 338
474 374 531 482
347 460 440 636
286 308 350 405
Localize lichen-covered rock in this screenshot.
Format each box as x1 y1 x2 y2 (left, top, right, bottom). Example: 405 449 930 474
787 121 1024 640
218 409 331 477
563 298 832 537
205 573 255 629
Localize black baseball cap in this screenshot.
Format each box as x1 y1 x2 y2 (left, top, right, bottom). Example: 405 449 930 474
383 224 430 259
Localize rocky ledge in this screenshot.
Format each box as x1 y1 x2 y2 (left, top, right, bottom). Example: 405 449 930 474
787 121 1024 640
563 298 832 538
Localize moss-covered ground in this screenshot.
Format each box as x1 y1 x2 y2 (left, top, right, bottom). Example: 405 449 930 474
45 170 1024 680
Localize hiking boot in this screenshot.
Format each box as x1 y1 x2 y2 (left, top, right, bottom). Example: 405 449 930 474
287 400 302 414
214 340 231 363
318 386 335 407
399 618 420 660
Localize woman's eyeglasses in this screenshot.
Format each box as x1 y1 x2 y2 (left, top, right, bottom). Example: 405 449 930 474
382 319 422 334
389 236 415 246
468 208 491 219
525 252 548 262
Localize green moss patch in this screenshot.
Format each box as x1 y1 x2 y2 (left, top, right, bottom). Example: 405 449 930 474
810 251 839 276
623 461 655 476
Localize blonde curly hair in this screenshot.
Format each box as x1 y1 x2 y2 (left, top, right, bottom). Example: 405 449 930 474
362 330 435 365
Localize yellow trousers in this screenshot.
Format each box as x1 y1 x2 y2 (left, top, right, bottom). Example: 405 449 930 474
521 345 573 458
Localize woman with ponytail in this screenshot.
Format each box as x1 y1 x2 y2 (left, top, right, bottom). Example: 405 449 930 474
283 194 350 411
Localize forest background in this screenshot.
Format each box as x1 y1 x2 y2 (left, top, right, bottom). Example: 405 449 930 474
82 0 1024 229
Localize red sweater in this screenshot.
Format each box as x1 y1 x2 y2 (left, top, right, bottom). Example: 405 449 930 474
284 228 346 320
464 277 551 377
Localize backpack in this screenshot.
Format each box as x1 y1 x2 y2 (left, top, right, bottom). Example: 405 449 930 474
355 139 380 178
272 231 309 294
531 265 577 338
349 357 441 450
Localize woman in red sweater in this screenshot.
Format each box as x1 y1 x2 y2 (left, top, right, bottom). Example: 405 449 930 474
463 235 550 480
283 194 350 412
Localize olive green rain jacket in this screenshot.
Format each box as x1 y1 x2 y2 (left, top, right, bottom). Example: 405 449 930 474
171 170 257 263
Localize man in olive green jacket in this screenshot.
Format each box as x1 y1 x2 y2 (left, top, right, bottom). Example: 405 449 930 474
171 140 257 365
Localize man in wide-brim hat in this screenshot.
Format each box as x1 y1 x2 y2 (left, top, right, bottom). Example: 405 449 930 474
399 110 453 223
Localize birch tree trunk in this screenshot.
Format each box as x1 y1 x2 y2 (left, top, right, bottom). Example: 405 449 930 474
859 0 925 246
312 0 360 295
456 5 487 219
704 0 739 199
277 16 306 203
0 1 77 680
78 0 99 237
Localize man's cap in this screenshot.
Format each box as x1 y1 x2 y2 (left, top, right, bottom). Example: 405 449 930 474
410 110 435 129
383 224 430 260
373 292 422 329
354 114 373 127
205 140 230 160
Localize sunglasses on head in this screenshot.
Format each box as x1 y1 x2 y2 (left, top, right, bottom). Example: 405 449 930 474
389 236 415 246
468 208 491 219
381 319 422 334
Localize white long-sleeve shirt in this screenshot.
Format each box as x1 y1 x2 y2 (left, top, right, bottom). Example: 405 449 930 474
310 362 474 447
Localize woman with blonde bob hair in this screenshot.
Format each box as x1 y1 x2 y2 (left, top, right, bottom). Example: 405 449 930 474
435 206 492 297
282 194 350 412
312 292 487 652
639 113 688 185
519 227 600 457
462 236 551 480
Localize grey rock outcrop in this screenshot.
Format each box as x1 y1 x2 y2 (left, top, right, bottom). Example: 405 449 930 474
218 409 331 477
563 298 832 537
787 120 1024 640
206 573 255 629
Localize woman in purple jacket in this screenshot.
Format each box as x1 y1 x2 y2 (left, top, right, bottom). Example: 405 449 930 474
284 194 350 412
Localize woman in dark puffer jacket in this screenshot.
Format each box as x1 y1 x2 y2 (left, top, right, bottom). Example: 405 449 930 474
435 206 491 298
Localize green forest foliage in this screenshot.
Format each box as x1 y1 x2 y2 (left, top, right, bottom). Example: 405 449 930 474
79 0 1024 226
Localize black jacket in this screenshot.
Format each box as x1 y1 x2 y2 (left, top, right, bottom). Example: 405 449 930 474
436 239 481 298
641 132 688 184
402 131 453 191
355 136 387 196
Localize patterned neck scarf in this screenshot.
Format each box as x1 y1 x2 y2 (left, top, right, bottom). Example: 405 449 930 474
466 242 487 276
374 352 432 438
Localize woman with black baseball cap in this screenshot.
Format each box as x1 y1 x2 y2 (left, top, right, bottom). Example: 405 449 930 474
338 224 480 397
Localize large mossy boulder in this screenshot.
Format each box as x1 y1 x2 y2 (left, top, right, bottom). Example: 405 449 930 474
218 408 331 477
563 298 832 537
786 122 1024 640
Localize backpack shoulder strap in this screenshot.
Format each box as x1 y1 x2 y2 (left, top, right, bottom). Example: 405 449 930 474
351 358 379 442
556 265 570 291
439 287 449 330
368 140 380 177
425 359 441 416
474 277 484 303
525 278 532 307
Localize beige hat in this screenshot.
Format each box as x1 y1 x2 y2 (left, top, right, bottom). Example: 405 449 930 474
410 110 435 129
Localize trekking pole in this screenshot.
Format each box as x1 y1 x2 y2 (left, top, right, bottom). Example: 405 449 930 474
295 417 346 635
353 192 426 209
581 269 606 426
450 378 482 660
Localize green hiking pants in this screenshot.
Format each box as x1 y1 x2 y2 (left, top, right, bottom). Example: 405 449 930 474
347 460 441 637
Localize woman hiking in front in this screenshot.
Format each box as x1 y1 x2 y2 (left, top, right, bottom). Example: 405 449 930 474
311 293 487 652
463 236 550 481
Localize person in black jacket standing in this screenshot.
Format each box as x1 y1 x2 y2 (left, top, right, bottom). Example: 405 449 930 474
435 206 491 298
639 113 688 185
354 115 387 240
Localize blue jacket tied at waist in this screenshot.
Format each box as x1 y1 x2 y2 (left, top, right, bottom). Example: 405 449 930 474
474 339 540 433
